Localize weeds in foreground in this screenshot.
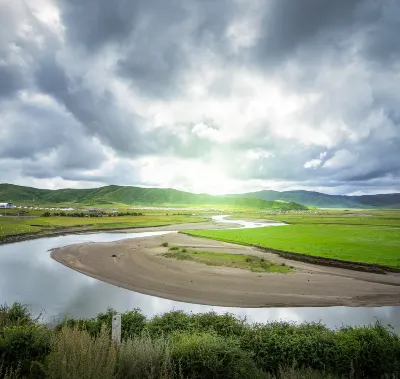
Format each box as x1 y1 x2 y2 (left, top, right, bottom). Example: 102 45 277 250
46 326 117 379
0 362 21 379
117 332 173 379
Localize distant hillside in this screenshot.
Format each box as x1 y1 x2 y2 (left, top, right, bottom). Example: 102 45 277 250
0 184 307 210
230 190 400 209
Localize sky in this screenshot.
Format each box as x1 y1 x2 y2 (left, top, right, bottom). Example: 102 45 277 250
0 0 399 195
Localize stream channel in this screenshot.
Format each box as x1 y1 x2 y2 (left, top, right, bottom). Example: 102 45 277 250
0 216 398 330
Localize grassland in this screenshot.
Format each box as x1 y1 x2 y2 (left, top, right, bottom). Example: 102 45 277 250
161 247 292 273
185 210 400 269
0 214 208 242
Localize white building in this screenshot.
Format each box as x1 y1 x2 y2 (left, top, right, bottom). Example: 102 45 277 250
0 202 15 209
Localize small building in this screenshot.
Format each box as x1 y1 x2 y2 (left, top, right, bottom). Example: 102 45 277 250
0 202 15 209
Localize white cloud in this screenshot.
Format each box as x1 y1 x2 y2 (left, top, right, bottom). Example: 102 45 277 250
303 152 327 169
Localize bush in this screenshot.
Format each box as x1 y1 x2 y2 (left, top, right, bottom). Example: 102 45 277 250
168 246 179 251
0 324 52 377
46 326 117 379
116 332 173 379
171 332 263 379
146 311 192 337
190 312 248 338
0 303 36 328
161 242 169 247
42 212 51 217
240 321 400 378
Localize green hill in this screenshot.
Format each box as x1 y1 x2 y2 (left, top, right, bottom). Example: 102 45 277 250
229 190 400 209
0 184 307 210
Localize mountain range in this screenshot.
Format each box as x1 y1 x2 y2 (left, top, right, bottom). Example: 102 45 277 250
230 190 400 209
1 183 399 209
0 184 306 210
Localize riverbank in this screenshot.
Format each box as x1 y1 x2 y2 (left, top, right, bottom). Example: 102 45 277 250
0 214 210 245
51 231 400 307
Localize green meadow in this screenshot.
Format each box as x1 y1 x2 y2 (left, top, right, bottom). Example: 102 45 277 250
161 248 292 273
185 210 400 268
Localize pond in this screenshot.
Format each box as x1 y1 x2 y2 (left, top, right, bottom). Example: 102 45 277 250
0 217 399 330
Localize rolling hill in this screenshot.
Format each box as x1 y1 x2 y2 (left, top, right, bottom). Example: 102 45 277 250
230 190 400 209
0 184 307 210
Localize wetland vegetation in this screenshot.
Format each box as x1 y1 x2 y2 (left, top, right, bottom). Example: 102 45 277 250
161 247 293 273
1 303 399 379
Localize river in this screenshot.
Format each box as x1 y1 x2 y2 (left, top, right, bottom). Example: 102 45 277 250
0 216 399 330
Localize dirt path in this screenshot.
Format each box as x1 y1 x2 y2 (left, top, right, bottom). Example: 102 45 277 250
51 230 400 307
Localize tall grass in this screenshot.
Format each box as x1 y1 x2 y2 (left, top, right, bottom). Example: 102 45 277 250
0 363 21 379
46 326 117 379
116 332 173 379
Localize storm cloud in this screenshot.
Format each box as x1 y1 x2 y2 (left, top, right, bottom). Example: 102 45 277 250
0 0 399 194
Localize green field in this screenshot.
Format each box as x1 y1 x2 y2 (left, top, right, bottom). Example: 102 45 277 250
161 248 292 273
185 211 400 268
0 214 208 241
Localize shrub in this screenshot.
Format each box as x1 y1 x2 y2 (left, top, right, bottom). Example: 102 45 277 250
171 332 263 379
240 321 400 378
190 312 248 338
0 303 36 328
46 326 117 379
168 246 179 251
161 242 169 247
0 324 52 377
116 332 173 379
146 311 192 337
42 212 51 217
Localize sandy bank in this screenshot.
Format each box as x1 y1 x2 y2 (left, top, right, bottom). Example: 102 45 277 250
51 232 400 307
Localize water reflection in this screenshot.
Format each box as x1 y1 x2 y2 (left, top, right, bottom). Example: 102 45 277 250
0 233 399 331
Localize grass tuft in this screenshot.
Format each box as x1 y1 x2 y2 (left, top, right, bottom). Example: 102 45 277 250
161 250 292 273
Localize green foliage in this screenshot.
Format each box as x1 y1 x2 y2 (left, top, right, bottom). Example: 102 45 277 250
116 332 173 379
46 326 117 379
0 324 51 377
161 242 169 247
240 321 400 378
146 311 193 337
168 246 179 250
1 304 399 378
0 303 35 328
171 331 263 379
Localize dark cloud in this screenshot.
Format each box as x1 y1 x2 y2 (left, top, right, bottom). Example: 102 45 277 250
0 0 399 194
0 64 25 98
256 0 362 65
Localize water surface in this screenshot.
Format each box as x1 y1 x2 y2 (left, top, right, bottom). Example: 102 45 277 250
0 220 398 330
